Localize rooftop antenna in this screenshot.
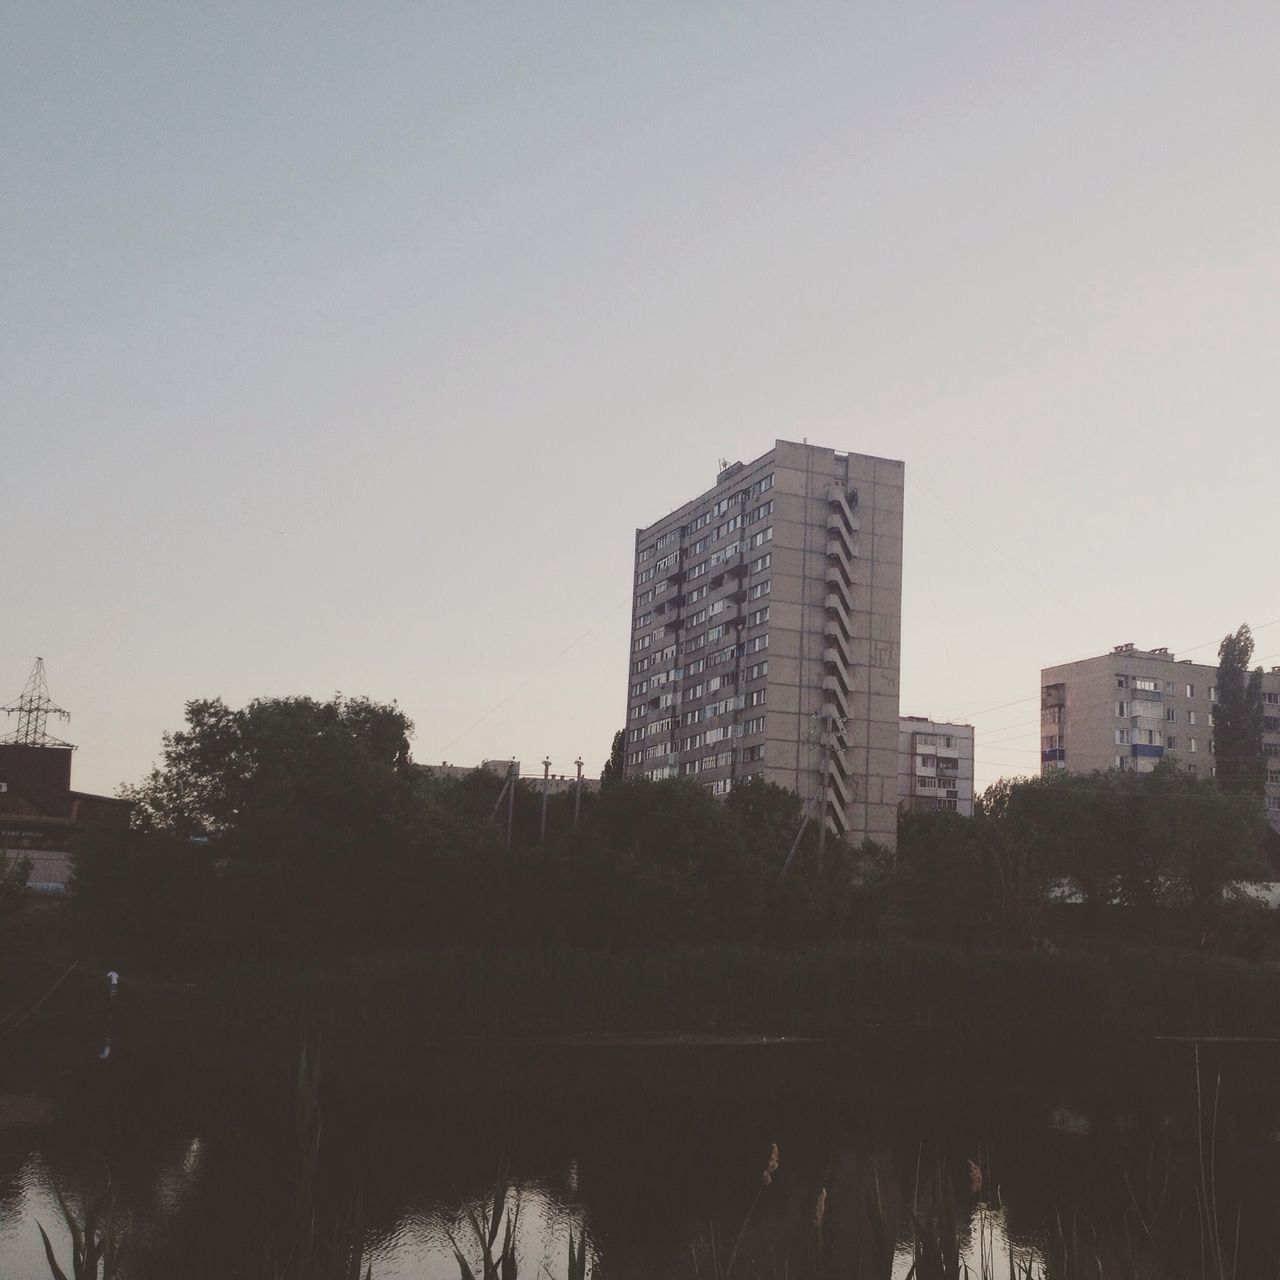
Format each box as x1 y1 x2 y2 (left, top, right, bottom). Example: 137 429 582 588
1 657 74 748
718 456 728 473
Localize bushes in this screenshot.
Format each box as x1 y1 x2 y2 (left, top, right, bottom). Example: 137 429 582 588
72 760 871 967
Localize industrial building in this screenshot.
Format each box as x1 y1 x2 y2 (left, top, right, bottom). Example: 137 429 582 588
1 660 131 892
897 717 975 816
1041 643 1280 833
623 439 904 849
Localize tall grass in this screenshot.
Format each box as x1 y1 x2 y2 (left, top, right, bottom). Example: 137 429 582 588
203 939 1280 1049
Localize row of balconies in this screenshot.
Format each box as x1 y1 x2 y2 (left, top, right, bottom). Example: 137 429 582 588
819 485 861 835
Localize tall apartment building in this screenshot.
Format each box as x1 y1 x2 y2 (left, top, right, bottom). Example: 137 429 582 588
898 717 975 816
624 439 904 848
1041 643 1280 833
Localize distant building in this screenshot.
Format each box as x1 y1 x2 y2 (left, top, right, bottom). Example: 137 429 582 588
0 743 131 893
1041 643 1280 834
897 717 975 816
416 760 600 797
624 439 904 850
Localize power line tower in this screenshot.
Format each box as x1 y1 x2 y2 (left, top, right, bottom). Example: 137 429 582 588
1 658 74 749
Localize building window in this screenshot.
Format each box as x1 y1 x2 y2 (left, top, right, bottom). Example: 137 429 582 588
1167 736 1177 750
749 552 772 573
747 607 769 627
1115 729 1131 745
1135 677 1158 692
1165 707 1176 722
742 744 765 763
743 716 766 735
1188 711 1197 726
747 661 768 680
1190 738 1197 752
1116 675 1130 689
1115 701 1129 717
1186 684 1195 698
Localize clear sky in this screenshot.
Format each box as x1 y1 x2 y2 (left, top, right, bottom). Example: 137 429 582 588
3 3 1277 797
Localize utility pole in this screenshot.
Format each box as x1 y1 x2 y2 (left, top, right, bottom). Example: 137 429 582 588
573 757 584 829
506 760 517 849
817 755 829 869
490 760 518 849
540 757 551 840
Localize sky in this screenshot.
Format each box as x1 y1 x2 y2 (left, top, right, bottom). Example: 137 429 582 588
3 2 1278 797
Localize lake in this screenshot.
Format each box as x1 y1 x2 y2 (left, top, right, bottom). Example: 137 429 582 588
5 1000 1280 1279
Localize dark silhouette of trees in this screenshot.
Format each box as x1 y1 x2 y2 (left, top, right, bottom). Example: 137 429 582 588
600 729 625 789
69 692 1276 970
1215 624 1265 796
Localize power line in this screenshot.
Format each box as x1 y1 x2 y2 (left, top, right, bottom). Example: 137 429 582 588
1170 619 1280 660
436 597 631 753
910 469 1085 619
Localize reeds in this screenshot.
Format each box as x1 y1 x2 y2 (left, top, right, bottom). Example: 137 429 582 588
36 1185 124 1280
447 1162 520 1280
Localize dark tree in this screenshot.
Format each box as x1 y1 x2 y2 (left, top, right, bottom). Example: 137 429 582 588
0 852 29 916
1215 625 1265 796
600 728 625 789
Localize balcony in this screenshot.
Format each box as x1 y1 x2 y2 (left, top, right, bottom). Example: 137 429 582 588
826 485 860 534
827 516 856 562
824 650 852 688
824 625 853 667
825 591 853 637
823 681 850 722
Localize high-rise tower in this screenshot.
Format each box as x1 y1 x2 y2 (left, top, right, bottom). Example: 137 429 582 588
623 439 904 849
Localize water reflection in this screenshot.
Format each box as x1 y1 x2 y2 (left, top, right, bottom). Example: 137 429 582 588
4 1036 1280 1278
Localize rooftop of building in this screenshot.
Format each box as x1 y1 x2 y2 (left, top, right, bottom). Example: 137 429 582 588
634 438 904 538
1044 642 1280 676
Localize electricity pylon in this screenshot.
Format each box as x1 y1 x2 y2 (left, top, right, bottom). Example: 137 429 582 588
1 658 74 748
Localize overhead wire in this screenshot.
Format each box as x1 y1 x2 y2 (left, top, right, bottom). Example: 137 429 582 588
437 595 632 753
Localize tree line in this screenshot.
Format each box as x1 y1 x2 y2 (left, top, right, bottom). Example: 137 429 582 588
52 623 1275 967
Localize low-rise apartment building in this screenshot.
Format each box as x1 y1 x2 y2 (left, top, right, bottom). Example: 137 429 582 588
417 760 599 796
1041 643 1280 833
897 717 975 816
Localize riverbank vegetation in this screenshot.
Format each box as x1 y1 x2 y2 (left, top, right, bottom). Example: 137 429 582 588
0 658 1267 1045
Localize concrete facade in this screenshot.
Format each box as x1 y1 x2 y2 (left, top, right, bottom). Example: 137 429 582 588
1041 644 1280 833
623 439 904 849
898 717 975 816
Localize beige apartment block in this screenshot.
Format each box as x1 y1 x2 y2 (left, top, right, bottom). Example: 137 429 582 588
624 439 904 849
898 717 975 816
1041 643 1280 834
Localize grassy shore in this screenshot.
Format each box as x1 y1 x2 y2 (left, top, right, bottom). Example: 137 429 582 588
203 938 1280 1040
8 901 1280 1084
